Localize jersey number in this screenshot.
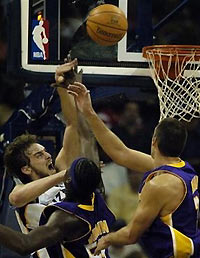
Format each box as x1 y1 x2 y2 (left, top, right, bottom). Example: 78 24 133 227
191 176 199 211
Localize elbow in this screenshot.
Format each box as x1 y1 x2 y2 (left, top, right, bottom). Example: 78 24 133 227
126 228 138 245
128 235 138 245
9 193 24 208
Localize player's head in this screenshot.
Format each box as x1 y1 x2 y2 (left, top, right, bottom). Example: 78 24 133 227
4 134 55 183
151 117 187 158
65 157 102 202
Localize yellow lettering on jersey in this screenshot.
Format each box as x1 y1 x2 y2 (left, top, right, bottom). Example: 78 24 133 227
169 226 194 257
88 220 109 244
191 176 198 194
193 196 199 211
99 220 109 234
90 224 99 243
191 176 199 210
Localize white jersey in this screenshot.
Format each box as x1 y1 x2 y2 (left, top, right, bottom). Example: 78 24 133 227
13 178 66 258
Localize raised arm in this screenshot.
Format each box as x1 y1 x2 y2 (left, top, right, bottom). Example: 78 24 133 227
9 60 80 207
55 87 80 171
55 60 99 169
54 60 81 171
68 82 154 172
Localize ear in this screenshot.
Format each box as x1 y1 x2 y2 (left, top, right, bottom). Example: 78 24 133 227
21 165 32 175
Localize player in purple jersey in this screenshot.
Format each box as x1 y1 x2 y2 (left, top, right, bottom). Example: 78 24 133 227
67 82 200 258
0 157 115 257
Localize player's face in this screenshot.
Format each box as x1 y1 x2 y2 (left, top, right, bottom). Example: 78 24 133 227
25 143 56 179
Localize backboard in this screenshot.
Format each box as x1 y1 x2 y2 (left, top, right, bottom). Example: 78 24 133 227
7 0 200 85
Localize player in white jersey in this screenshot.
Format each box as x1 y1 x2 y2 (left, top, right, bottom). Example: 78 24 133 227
4 59 99 258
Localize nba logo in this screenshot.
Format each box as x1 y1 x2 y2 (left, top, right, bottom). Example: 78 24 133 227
31 20 49 60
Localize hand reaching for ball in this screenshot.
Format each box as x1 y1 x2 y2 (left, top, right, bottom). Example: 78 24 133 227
55 58 78 85
51 58 83 89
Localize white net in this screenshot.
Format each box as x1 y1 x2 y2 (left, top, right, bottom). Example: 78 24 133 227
143 45 200 122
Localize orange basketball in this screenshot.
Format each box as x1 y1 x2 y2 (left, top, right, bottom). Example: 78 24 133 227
86 4 128 46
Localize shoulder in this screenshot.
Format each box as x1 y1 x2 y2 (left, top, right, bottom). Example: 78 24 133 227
46 208 90 241
141 172 185 206
44 203 89 228
151 172 184 188
145 172 184 193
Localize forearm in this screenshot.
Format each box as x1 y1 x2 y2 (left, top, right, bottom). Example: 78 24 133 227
0 224 32 255
77 111 100 165
84 109 154 172
105 225 136 246
9 171 65 207
84 109 127 165
57 88 78 126
0 223 60 256
57 88 81 165
55 125 81 170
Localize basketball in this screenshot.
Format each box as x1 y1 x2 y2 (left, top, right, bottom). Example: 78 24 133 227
86 4 128 46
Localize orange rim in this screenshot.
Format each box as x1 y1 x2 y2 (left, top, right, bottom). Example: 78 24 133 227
143 45 200 62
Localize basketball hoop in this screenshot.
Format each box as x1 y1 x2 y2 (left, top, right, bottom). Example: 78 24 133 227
142 45 200 122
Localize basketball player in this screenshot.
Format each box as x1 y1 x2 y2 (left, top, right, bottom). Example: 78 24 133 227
68 82 200 257
0 157 116 257
6 59 80 208
4 59 99 258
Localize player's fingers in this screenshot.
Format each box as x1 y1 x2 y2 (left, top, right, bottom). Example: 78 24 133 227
68 85 82 92
68 85 90 96
94 248 100 256
67 90 78 97
64 58 78 65
72 82 89 93
56 59 78 75
73 82 87 88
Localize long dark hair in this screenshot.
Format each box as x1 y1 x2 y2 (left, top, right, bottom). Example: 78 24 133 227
65 158 104 203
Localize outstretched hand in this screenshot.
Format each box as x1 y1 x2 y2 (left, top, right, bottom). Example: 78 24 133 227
51 58 82 88
55 58 78 85
67 82 93 115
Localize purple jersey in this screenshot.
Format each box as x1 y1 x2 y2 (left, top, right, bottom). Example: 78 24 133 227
40 191 115 258
138 161 200 258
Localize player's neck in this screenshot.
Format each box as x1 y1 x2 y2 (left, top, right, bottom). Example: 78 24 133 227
154 156 182 168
